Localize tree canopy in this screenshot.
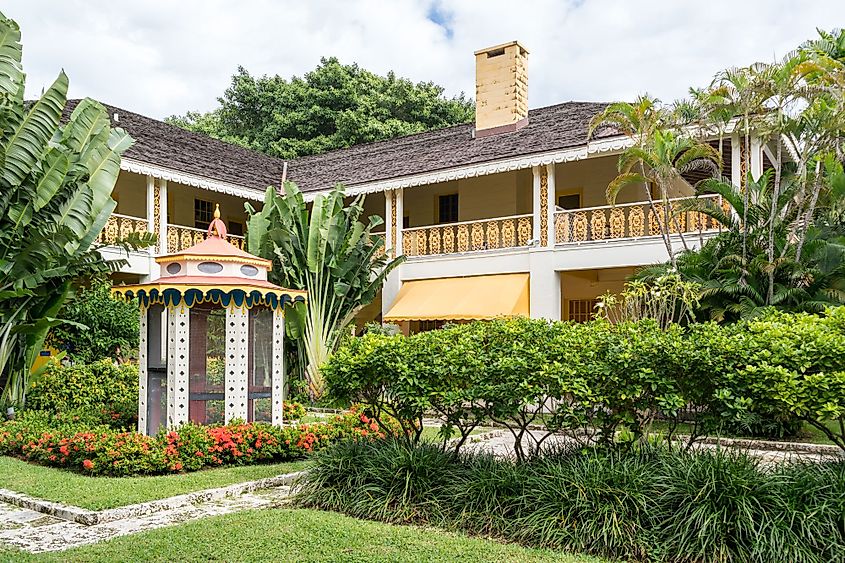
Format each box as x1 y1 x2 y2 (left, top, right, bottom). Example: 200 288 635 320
167 58 474 159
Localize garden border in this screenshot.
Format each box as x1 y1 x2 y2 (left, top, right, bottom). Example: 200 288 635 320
0 469 305 526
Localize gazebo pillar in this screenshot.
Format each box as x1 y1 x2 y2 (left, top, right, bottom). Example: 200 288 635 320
272 308 286 426
225 305 249 423
167 305 190 427
138 307 148 434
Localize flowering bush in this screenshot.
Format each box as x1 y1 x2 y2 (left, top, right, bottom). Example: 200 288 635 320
0 407 392 477
282 401 307 420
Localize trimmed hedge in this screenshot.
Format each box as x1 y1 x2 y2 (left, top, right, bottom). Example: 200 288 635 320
324 308 845 455
27 359 138 429
295 439 845 562
0 407 386 476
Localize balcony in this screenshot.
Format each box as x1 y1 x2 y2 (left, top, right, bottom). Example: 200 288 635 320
402 214 533 257
97 213 150 245
554 195 725 245
166 223 245 252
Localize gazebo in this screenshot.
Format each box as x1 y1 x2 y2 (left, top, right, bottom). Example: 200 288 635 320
114 206 306 435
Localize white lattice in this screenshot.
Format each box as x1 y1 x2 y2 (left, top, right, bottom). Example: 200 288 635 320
272 308 286 426
137 308 148 434
167 306 190 428
225 306 249 423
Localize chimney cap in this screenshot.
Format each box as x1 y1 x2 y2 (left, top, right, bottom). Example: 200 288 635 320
474 40 529 56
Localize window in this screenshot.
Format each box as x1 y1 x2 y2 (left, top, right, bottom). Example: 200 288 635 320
403 216 410 229
567 299 598 323
557 193 581 209
194 199 213 230
228 221 243 236
438 194 459 224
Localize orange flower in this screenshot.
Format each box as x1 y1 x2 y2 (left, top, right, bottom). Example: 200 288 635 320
82 459 94 470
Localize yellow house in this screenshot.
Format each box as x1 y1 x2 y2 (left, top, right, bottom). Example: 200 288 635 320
93 40 771 333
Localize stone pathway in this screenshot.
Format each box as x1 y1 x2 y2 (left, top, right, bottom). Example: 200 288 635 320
463 429 843 464
0 485 291 553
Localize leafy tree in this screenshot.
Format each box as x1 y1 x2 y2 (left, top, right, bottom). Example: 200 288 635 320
46 277 140 363
0 12 153 409
246 183 403 401
168 58 474 159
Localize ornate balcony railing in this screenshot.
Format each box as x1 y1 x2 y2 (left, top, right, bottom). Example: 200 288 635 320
98 213 150 246
371 231 386 258
402 214 533 257
554 195 726 245
167 224 246 253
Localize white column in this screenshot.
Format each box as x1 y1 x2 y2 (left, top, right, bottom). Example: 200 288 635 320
545 163 556 248
730 133 742 188
158 179 168 255
382 188 404 321
137 308 148 434
531 166 542 243
750 136 763 181
384 189 394 254
271 308 285 426
528 251 561 321
225 305 249 423
166 305 189 428
395 188 404 257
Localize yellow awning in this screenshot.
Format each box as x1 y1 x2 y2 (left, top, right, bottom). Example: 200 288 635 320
383 273 529 322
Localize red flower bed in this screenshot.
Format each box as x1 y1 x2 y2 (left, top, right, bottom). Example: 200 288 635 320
0 407 393 477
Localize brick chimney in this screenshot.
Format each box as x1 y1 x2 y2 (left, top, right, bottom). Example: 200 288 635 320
474 41 529 137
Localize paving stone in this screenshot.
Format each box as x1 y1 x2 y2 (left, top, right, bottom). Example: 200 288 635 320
0 486 292 553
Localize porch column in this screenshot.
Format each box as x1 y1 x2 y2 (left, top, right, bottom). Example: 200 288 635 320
382 188 403 322
528 251 561 321
158 179 168 255
750 136 763 181
146 175 156 233
730 133 742 188
532 166 542 245
138 307 148 434
544 164 556 247
225 305 249 423
271 308 285 426
166 305 189 428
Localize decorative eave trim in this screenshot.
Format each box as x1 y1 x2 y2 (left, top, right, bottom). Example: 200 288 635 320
121 158 265 202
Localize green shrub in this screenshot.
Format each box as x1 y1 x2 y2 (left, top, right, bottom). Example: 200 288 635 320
295 439 845 562
325 308 845 450
26 359 138 429
47 277 140 363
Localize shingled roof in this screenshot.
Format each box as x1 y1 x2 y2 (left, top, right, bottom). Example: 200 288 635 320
66 99 614 194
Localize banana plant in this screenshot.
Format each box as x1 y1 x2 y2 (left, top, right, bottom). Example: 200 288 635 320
0 12 154 409
246 183 403 401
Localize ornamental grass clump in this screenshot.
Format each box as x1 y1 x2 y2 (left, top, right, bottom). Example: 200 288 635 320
295 439 845 563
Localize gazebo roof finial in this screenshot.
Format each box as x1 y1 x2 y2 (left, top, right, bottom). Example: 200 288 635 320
207 203 227 239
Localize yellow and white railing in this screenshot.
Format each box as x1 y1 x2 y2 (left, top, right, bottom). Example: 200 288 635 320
402 214 533 257
554 195 725 245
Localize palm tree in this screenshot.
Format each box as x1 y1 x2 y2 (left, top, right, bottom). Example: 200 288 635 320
246 183 403 401
602 124 721 266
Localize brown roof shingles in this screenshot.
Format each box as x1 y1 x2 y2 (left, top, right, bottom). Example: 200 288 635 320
66 100 612 194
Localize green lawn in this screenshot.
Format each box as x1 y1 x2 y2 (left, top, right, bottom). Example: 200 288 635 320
420 426 494 443
3 508 603 562
0 456 308 510
647 420 840 446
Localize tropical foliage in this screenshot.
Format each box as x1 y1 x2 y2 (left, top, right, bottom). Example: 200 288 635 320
46 276 140 363
630 28 845 320
246 182 403 401
168 58 474 158
0 12 153 409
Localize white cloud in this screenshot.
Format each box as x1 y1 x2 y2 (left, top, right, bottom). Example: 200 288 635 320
5 0 843 119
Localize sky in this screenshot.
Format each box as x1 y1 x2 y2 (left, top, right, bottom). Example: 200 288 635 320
5 1 844 120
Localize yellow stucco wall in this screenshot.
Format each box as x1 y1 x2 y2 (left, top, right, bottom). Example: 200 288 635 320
112 171 147 218
559 267 637 320
167 183 251 230
402 169 532 227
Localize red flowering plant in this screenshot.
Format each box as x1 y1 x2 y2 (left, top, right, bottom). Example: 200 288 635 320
0 407 394 477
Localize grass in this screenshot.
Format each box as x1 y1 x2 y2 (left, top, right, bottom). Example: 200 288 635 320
419 426 493 443
0 456 308 510
647 420 840 445
1 508 603 562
